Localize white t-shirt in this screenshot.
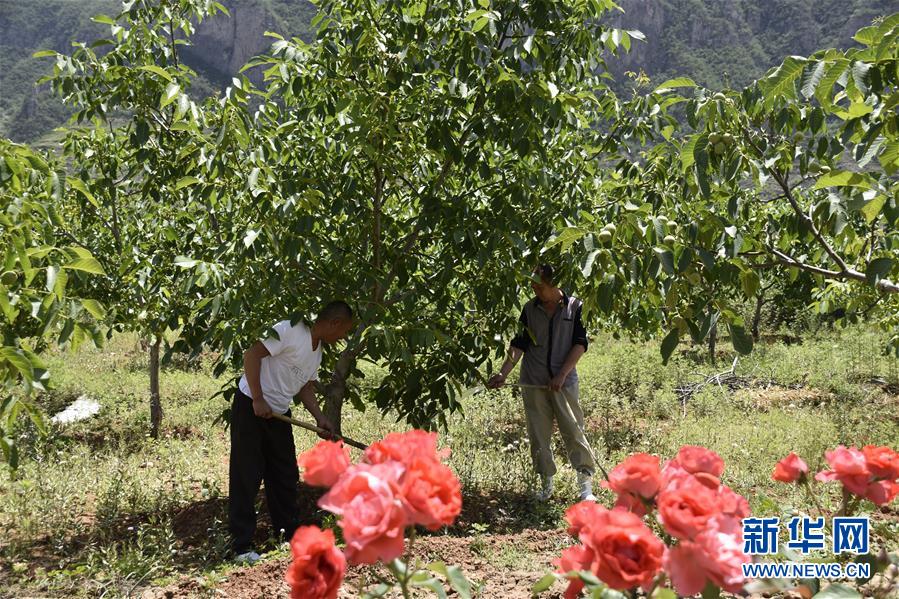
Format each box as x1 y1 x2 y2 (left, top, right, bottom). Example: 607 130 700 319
238 320 323 415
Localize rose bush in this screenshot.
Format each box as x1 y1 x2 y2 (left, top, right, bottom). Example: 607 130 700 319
539 444 899 598
542 446 751 598
287 430 469 598
812 445 899 506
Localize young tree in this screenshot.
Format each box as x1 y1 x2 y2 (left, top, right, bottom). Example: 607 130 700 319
556 14 899 362
38 0 230 437
0 140 105 467
180 0 644 431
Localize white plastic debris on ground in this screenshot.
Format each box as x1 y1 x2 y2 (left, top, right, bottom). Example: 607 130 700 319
50 395 101 424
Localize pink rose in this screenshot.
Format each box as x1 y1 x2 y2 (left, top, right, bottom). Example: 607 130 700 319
665 515 746 595
364 430 450 466
657 475 723 540
564 501 607 538
297 440 352 488
815 445 870 496
317 463 407 564
613 492 649 517
864 480 899 506
717 484 751 519
285 526 346 599
772 452 808 483
660 459 692 490
579 507 665 590
398 457 462 530
554 544 595 599
603 453 662 499
676 445 725 478
862 445 899 480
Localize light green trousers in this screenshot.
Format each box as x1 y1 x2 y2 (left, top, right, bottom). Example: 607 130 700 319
521 382 596 478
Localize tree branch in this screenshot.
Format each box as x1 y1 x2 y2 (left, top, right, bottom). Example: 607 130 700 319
761 246 899 294
770 168 850 273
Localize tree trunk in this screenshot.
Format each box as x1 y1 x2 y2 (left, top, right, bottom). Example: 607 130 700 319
149 335 162 439
708 322 717 366
323 349 356 436
752 291 765 342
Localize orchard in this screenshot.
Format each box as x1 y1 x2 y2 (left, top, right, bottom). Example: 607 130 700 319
1 1 897 598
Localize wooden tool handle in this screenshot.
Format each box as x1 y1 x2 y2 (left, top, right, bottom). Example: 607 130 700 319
271 413 368 451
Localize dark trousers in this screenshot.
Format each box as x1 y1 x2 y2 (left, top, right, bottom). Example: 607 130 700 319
228 388 299 554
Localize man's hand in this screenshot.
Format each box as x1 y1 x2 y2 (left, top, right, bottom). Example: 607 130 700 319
252 397 273 419
549 373 566 392
315 415 335 440
487 373 507 388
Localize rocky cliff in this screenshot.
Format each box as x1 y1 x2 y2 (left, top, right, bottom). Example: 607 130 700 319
1 0 894 142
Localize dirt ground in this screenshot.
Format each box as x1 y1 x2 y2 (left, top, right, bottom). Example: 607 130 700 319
142 528 569 598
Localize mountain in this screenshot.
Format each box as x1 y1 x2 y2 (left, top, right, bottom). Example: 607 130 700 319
605 0 895 90
0 0 894 144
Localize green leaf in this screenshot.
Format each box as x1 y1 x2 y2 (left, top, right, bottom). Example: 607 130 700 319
654 248 675 274
801 61 827 99
853 25 880 46
138 65 174 82
680 136 698 171
577 571 602 587
812 584 862 599
67 177 100 208
660 328 680 365
174 176 200 190
174 256 198 268
878 141 899 175
860 195 887 224
651 590 677 599
815 60 848 107
410 576 448 599
80 299 106 319
64 257 105 275
32 50 57 58
545 227 586 252
464 9 487 21
812 170 875 191
763 56 806 104
834 101 873 120
362 583 391 598
582 249 601 277
701 582 721 599
851 61 871 95
654 77 696 93
729 324 753 355
0 348 33 379
444 565 472 599
866 257 894 286
741 270 760 298
532 574 559 593
161 82 180 108
472 16 489 32
52 267 67 300
91 14 116 25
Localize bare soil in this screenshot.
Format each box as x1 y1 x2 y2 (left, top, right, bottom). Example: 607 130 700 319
142 528 569 599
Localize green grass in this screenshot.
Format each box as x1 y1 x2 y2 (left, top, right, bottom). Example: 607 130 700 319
1 326 898 597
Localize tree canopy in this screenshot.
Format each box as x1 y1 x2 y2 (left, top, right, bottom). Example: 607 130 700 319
1 0 896 449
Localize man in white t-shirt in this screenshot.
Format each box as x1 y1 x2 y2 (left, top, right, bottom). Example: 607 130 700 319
229 300 354 563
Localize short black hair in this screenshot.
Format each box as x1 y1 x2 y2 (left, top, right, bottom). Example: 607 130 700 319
537 264 555 284
318 300 353 322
